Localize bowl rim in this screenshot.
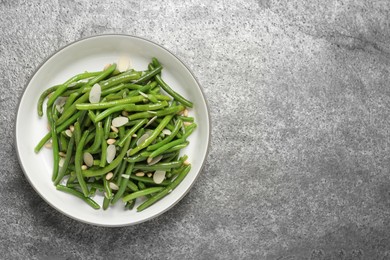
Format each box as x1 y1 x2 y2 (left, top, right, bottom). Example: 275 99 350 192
14 34 211 227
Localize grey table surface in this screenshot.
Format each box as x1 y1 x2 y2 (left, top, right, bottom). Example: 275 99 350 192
1 0 390 259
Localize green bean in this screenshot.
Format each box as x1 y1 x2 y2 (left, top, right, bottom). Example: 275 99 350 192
129 115 174 156
108 132 118 139
83 135 131 177
88 182 105 191
75 130 90 196
87 110 97 122
103 115 112 139
147 120 182 151
182 123 197 140
118 126 125 139
98 69 142 89
137 165 191 212
132 66 162 84
73 122 81 146
76 95 146 110
66 172 77 186
127 181 139 192
138 181 151 198
177 116 194 122
164 142 189 153
54 135 75 185
111 163 134 205
105 94 122 101
94 102 168 122
56 185 100 209
130 175 170 186
127 106 184 121
47 107 59 181
103 178 113 199
103 196 110 210
125 154 148 163
116 160 127 185
99 136 107 168
37 84 61 117
59 133 68 152
117 118 147 147
150 64 193 108
85 122 102 153
134 161 182 171
56 64 117 126
148 139 186 159
123 187 163 202
125 200 135 210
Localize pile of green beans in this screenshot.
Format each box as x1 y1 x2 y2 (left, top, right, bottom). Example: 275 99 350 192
35 58 196 212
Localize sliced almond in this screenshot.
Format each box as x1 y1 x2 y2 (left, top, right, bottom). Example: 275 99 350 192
183 109 189 117
105 172 113 180
83 152 94 167
132 134 137 138
44 142 52 149
144 116 157 128
58 152 66 157
110 126 119 133
106 144 116 163
147 173 152 178
89 83 101 104
112 116 129 127
59 158 65 167
183 160 191 166
139 91 148 99
183 122 192 127
65 129 72 137
135 172 145 177
162 129 172 136
109 182 119 190
121 174 130 179
126 149 132 157
153 170 166 184
81 165 88 170
147 155 163 165
117 56 130 72
122 111 129 117
107 139 116 145
69 125 75 132
136 133 150 146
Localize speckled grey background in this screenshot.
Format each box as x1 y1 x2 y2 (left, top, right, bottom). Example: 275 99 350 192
1 0 390 259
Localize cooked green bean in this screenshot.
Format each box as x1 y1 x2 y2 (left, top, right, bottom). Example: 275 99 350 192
75 130 90 196
37 84 61 117
137 165 191 212
148 139 186 159
127 106 184 121
123 187 163 202
85 122 102 153
111 163 134 205
150 63 193 108
134 161 183 171
127 181 139 192
56 185 100 209
54 135 75 185
129 175 170 186
47 107 59 181
92 101 169 122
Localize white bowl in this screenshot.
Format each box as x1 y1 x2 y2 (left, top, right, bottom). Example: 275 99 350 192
15 35 210 226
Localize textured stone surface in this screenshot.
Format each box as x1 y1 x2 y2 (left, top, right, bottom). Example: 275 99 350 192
2 0 390 259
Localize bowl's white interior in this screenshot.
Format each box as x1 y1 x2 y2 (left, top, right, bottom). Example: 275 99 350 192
15 35 210 226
